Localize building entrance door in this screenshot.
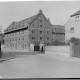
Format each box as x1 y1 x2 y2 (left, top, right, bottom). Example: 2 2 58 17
34 45 40 51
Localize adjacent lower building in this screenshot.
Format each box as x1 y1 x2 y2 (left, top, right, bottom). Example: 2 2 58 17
4 10 52 50
52 25 65 43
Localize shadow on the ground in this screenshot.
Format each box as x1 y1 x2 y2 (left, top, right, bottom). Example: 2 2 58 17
0 50 45 62
0 51 38 62
1 52 37 58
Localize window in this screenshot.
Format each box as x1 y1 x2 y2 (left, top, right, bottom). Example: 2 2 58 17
71 27 74 34
40 25 42 28
40 31 42 34
47 37 49 40
32 37 35 40
32 30 35 33
40 37 42 40
40 20 42 22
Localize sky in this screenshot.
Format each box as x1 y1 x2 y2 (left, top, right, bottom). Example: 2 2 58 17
0 1 80 32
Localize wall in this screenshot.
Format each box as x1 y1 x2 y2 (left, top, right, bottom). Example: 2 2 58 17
45 46 70 56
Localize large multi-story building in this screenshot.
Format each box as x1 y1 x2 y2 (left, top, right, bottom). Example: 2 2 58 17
65 10 80 43
4 10 52 51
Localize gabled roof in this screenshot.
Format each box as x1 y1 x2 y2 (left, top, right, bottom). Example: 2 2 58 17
4 14 37 33
70 10 80 17
4 10 51 34
52 25 65 33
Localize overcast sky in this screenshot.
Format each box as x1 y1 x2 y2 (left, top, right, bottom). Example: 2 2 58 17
0 1 80 32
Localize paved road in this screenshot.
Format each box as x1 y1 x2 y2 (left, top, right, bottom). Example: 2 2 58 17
0 52 80 78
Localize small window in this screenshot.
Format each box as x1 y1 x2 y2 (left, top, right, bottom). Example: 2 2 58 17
40 20 42 22
32 30 35 33
32 37 35 40
40 31 42 34
47 37 49 40
40 25 42 28
40 37 42 40
71 27 74 34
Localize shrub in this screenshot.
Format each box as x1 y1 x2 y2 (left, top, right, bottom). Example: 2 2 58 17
70 37 80 44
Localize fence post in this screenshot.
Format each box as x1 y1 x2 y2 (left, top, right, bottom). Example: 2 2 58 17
70 42 74 57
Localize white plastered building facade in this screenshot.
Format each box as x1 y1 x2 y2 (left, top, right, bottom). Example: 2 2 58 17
65 10 80 43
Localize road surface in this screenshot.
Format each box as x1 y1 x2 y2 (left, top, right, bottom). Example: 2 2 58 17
0 52 80 78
